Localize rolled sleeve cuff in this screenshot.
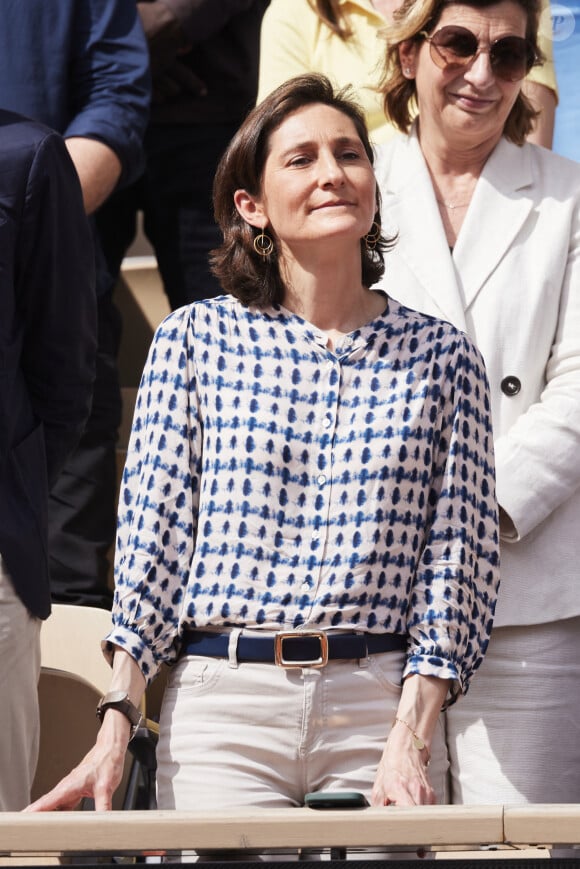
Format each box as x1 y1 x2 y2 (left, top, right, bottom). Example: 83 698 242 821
403 653 463 708
102 627 162 686
64 121 146 190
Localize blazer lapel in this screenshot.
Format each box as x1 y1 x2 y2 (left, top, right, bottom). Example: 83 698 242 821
379 130 468 330
453 139 534 310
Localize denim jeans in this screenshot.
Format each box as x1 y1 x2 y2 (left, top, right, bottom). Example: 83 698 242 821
155 641 448 811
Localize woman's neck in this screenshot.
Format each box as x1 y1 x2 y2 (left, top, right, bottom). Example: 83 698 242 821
417 117 500 179
279 249 385 346
417 121 500 248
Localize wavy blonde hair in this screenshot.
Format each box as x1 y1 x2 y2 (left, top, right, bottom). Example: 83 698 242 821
379 0 544 145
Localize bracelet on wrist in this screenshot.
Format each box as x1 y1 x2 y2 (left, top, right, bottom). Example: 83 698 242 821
393 716 431 767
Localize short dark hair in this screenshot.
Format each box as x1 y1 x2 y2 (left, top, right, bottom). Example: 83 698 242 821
210 73 394 307
380 0 544 145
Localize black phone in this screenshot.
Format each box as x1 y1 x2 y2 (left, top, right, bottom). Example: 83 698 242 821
304 790 370 809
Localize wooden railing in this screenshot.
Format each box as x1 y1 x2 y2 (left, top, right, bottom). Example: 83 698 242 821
1 805 579 860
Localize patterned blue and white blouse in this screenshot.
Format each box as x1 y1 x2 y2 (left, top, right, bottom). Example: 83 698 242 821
107 295 499 697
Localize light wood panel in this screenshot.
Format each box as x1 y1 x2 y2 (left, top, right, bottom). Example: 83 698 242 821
0 806 505 855
503 804 580 847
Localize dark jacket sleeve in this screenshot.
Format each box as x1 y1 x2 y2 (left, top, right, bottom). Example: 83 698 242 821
65 0 151 188
17 131 97 487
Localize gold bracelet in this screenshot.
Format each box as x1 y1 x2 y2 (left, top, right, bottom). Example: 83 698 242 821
393 717 431 766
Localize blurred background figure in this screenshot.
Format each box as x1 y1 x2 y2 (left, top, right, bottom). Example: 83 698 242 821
258 0 397 143
375 0 580 809
96 0 270 311
550 0 580 159
0 112 97 810
258 0 557 146
0 0 150 610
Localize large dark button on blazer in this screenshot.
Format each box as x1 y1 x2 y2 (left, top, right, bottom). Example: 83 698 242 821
501 375 522 396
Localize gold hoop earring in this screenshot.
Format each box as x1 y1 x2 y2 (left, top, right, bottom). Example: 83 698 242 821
364 221 381 251
253 230 274 257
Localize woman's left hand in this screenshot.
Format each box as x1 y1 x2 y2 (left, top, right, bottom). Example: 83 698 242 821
370 674 448 806
371 731 436 805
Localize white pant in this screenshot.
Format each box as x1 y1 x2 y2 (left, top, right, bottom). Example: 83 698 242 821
0 556 41 810
446 617 580 804
156 644 448 810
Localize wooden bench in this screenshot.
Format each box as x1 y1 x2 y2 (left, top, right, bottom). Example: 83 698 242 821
0 805 578 863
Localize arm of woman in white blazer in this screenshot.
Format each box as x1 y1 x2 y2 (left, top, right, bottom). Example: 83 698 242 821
493 190 580 541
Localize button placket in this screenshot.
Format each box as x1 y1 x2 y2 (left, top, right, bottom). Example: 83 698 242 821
309 365 339 584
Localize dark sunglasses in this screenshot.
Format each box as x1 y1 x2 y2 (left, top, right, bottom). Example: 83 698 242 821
419 25 536 81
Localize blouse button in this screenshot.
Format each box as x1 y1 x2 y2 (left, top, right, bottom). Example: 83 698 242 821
501 376 521 397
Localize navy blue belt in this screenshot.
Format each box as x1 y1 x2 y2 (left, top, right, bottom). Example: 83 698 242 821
181 630 407 669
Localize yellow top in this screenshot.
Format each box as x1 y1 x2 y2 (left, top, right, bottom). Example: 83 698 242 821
257 0 557 145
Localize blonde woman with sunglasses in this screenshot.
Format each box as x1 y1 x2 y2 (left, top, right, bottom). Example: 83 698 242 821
374 0 580 811
257 0 556 146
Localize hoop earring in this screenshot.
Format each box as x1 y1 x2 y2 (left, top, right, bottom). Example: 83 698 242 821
253 230 274 257
364 221 381 251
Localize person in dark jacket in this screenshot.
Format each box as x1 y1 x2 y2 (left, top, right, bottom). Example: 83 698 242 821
96 0 269 310
0 112 97 810
0 0 150 610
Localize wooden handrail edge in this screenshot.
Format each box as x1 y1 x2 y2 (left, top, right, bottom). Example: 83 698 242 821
0 805 578 855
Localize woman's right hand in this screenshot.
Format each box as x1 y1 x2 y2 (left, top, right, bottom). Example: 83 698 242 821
24 709 132 812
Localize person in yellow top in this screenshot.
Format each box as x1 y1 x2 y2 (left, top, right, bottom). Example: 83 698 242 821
257 0 557 146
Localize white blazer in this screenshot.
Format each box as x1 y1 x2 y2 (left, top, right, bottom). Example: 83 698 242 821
374 128 580 627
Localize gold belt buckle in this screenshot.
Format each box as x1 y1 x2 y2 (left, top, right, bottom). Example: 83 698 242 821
274 631 329 669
